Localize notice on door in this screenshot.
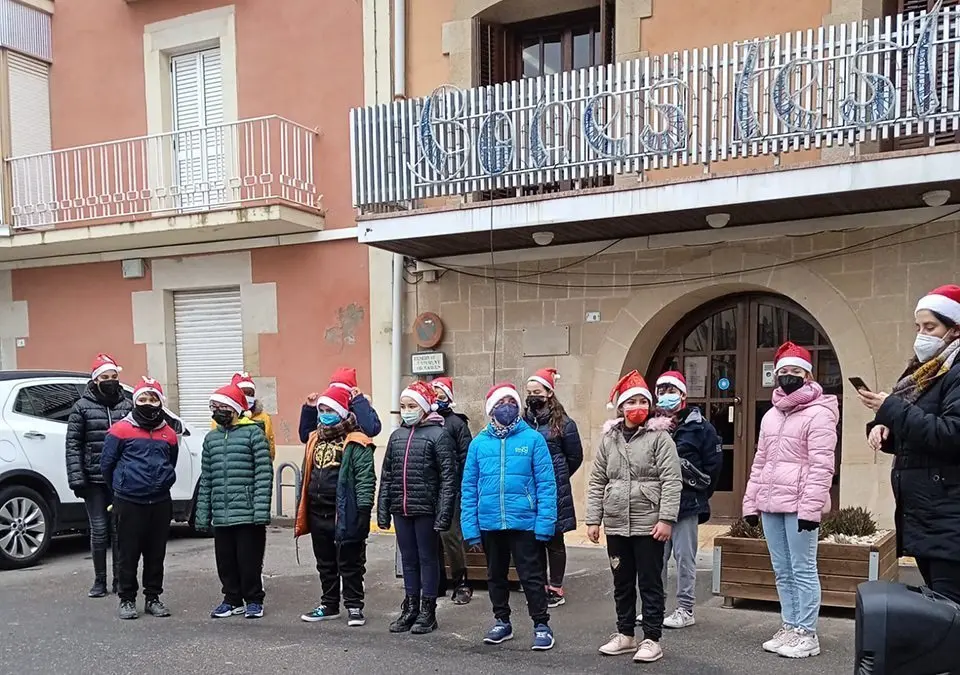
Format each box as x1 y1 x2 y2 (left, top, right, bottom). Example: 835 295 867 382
762 361 776 388
684 356 708 398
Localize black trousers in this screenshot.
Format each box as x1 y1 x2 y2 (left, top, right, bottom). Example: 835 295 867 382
607 534 666 641
82 485 119 580
482 530 549 626
309 508 366 610
917 557 960 605
543 531 566 588
114 497 172 603
214 524 267 606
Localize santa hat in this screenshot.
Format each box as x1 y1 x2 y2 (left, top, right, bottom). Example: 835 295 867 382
775 341 813 373
485 382 522 415
209 383 248 415
91 353 122 380
231 372 255 393
916 284 960 325
401 380 438 413
607 370 652 409
431 376 455 402
656 370 687 394
527 367 559 391
133 376 165 403
316 385 352 419
329 366 358 392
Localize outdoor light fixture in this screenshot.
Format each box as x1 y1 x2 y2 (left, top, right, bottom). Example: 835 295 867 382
921 190 951 207
532 231 555 246
706 213 731 229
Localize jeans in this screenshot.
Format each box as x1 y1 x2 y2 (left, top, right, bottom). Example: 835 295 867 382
916 557 960 605
543 532 566 588
82 485 119 580
214 524 267 606
608 535 666 641
439 499 467 582
394 515 440 599
761 511 821 632
309 507 367 610
482 530 550 626
114 497 172 602
662 514 699 612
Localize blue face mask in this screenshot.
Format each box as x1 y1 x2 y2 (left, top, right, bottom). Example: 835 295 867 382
435 399 451 412
657 393 683 411
318 412 341 427
492 402 520 427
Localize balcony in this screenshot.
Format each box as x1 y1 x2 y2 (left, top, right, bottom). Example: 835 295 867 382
0 115 323 262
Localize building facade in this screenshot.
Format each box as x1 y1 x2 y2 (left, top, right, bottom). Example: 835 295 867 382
0 0 375 485
356 0 960 528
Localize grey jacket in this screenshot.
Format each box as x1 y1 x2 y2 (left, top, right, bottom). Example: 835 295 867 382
585 422 683 537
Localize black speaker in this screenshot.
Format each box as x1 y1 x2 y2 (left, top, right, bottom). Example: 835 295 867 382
855 581 960 674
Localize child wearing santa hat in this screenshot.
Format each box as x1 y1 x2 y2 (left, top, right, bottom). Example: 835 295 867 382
298 367 382 442
587 370 681 664
461 383 558 651
210 373 276 461
743 341 838 658
378 380 458 635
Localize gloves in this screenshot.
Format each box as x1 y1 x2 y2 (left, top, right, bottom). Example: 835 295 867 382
378 517 391 532
798 519 819 533
744 514 760 528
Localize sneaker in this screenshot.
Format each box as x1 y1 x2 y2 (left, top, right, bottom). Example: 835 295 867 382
483 620 514 645
452 584 473 605
531 624 555 651
88 577 108 598
300 604 340 622
663 607 696 629
118 600 138 620
776 628 820 658
599 633 638 655
245 603 264 619
144 598 171 617
762 624 795 653
633 639 663 663
547 587 565 608
211 602 245 618
347 608 366 627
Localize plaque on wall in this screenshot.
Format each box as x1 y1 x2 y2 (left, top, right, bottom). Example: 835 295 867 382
684 356 708 399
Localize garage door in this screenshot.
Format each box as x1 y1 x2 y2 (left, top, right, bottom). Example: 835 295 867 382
173 288 244 432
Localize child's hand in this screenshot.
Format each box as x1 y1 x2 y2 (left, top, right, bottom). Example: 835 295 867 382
587 525 601 544
305 392 320 406
652 521 672 542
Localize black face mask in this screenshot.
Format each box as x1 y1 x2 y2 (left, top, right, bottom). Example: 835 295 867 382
212 410 235 428
526 395 547 412
97 380 121 400
777 374 805 395
133 403 163 429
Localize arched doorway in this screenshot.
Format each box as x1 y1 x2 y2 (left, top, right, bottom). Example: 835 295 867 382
648 293 843 521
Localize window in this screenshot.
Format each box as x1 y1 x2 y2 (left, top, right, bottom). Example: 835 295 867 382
13 384 84 423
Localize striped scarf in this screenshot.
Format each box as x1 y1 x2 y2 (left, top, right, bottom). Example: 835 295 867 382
890 339 960 404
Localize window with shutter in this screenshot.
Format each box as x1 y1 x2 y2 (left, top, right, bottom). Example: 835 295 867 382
7 52 54 228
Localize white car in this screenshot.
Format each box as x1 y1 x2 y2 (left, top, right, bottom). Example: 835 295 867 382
0 370 204 569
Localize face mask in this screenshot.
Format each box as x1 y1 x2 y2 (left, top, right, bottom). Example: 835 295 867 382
133 403 163 427
777 374 805 395
623 406 649 426
914 333 946 363
492 402 520 426
212 409 234 427
401 409 423 426
435 399 451 412
656 393 682 411
98 380 120 398
318 412 341 427
244 395 256 410
526 395 547 411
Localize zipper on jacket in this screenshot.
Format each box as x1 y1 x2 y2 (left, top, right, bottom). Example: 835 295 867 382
500 438 506 529
222 428 229 515
402 427 416 516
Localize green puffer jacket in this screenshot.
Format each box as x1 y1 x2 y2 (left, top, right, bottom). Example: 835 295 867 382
195 418 274 529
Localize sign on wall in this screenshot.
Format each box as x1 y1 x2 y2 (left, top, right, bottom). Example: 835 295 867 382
411 351 446 375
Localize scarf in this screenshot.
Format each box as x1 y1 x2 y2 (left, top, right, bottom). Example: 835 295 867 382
890 338 960 404
315 412 357 442
489 416 520 439
772 380 823 412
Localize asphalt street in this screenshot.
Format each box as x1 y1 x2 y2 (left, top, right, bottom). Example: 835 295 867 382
2 528 911 675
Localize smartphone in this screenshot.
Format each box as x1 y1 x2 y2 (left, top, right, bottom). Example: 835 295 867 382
848 377 871 393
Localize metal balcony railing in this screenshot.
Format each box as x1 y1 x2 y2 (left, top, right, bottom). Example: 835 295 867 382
6 115 319 230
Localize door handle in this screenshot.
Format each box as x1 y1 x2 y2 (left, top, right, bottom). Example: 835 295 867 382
23 431 45 440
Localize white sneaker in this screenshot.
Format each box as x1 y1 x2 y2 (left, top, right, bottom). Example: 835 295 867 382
598 633 637 655
633 639 663 662
776 629 820 658
762 624 795 653
663 607 695 629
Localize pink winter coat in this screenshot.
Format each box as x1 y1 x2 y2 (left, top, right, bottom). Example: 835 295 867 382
742 382 839 523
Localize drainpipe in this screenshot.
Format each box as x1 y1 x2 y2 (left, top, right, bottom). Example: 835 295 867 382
390 0 406 429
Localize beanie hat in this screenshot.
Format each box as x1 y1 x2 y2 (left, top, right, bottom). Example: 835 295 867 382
527 367 559 391
656 370 687 394
915 284 960 325
231 372 255 393
607 370 652 409
432 376 455 402
316 385 352 419
91 353 122 380
774 341 813 373
133 376 164 403
329 366 358 392
401 380 438 413
485 382 522 415
210 383 248 415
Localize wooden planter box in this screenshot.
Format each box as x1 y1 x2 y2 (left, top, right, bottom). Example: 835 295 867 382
712 530 898 609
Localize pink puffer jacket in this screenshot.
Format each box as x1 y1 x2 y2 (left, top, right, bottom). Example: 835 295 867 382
742 382 838 523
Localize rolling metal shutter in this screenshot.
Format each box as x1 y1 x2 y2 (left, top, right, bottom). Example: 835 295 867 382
173 288 243 432
8 52 53 228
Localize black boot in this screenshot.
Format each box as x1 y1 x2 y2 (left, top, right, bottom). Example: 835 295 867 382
410 597 438 634
88 550 108 598
389 594 420 633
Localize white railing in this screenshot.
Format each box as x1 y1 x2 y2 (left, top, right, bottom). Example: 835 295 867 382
7 115 319 230
350 2 960 210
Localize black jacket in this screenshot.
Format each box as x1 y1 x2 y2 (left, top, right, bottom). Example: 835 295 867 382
437 406 472 479
870 361 960 561
524 410 583 534
377 415 457 531
671 407 724 523
65 383 134 490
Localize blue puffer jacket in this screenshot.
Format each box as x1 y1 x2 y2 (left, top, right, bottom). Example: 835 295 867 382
460 419 557 545
100 416 178 505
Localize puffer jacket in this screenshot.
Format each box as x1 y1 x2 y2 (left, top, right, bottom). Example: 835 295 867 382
100 415 178 505
195 418 273 529
654 407 724 523
524 410 583 534
585 420 682 536
743 381 838 523
460 419 557 544
65 383 133 490
437 406 472 479
377 414 457 531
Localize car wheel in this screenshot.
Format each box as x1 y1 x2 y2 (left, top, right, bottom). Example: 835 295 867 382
0 485 53 570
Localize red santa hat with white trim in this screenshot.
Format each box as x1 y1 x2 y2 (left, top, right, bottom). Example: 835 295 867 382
401 380 438 413
316 385 352 419
431 376 455 402
607 370 652 409
329 366 358 392
485 382 522 415
209 383 248 415
915 284 960 325
231 372 255 394
655 370 687 394
91 353 122 380
774 341 813 373
133 376 165 403
527 367 559 391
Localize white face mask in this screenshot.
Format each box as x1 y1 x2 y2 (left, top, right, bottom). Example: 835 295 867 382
400 409 423 426
914 333 946 363
244 395 256 410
